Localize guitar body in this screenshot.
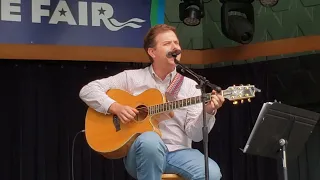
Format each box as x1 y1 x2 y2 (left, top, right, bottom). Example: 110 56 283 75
84 88 173 159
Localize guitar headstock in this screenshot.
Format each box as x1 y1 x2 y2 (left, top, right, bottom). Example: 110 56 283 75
223 84 261 104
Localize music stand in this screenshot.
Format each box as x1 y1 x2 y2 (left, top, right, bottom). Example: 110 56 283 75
242 102 320 180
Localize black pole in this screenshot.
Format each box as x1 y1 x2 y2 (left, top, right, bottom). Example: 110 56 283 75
173 57 221 180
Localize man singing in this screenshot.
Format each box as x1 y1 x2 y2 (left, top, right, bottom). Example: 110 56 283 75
79 24 224 180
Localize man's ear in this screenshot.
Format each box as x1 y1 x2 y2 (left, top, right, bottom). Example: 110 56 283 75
147 48 156 58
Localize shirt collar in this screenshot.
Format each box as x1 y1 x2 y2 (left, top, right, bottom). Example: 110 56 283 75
149 65 177 82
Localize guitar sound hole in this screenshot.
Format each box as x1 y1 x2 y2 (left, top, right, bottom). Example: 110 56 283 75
135 105 148 122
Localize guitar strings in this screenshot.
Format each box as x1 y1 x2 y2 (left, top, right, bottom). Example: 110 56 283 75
135 107 149 111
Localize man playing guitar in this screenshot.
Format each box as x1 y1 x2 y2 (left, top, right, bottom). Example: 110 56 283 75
79 24 225 180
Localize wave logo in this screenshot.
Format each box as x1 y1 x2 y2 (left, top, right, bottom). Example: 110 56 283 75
92 3 145 31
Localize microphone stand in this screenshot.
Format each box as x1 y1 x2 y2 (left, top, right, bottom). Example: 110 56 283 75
172 56 221 180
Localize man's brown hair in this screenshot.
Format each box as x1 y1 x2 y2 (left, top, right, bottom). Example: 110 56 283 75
143 24 177 62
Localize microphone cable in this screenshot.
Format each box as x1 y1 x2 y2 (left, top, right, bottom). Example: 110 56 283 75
71 129 85 180
71 130 116 180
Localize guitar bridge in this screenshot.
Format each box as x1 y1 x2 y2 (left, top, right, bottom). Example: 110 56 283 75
113 115 121 132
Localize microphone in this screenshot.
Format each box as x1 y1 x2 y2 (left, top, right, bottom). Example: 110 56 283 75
166 49 181 58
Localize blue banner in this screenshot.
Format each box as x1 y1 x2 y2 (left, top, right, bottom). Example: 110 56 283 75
0 0 164 48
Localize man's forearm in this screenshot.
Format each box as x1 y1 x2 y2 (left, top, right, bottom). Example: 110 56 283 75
79 82 116 114
185 112 216 142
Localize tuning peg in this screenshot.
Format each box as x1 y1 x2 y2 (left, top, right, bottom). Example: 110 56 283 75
233 101 238 105
241 100 244 103
248 98 251 102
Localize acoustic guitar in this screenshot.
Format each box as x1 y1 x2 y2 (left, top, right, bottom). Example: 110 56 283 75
84 85 261 159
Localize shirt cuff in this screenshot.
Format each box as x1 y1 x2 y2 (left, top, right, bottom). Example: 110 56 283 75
208 109 217 116
100 97 116 115
194 110 216 127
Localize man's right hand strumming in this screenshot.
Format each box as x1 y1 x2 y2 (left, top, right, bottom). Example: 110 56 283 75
109 102 139 124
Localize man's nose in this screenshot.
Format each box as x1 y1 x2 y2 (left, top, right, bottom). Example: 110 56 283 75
172 44 180 51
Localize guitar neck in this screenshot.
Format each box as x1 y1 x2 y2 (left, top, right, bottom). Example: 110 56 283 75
148 92 214 115
147 84 260 115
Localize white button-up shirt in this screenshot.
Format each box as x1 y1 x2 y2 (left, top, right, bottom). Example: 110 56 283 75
79 65 216 152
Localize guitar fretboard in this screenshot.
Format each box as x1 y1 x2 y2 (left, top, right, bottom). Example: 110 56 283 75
145 85 258 115
148 93 211 115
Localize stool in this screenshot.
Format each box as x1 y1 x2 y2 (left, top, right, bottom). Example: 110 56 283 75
162 174 184 180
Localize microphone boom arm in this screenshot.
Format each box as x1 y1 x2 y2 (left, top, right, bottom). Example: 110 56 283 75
173 58 222 93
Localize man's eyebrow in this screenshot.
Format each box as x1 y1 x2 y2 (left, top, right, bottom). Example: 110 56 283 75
162 40 178 43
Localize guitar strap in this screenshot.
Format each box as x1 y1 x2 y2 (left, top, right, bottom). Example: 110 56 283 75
165 72 184 101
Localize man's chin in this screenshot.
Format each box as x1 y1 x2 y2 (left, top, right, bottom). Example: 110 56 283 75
168 57 178 63
168 60 176 66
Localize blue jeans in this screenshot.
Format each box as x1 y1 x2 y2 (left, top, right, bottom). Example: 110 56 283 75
123 131 222 180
